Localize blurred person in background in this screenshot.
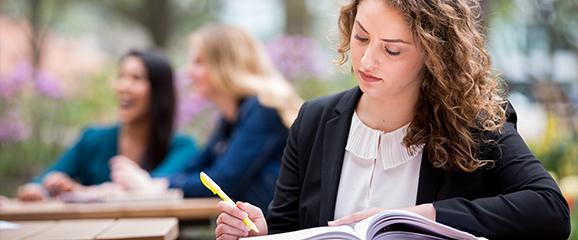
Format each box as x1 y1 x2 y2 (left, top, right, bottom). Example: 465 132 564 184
17 49 199 201
111 24 303 212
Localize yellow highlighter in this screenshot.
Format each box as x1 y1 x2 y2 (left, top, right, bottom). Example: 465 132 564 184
200 171 260 233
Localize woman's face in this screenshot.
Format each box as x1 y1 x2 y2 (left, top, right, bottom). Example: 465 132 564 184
187 50 217 99
350 0 425 99
115 56 151 124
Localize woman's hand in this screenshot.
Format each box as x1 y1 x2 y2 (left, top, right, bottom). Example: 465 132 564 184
109 155 167 192
400 203 436 221
17 183 47 201
43 172 81 196
328 204 436 226
110 155 151 190
328 207 383 226
215 201 268 240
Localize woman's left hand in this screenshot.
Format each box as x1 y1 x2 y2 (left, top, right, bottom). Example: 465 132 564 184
328 204 436 226
328 207 383 226
400 203 436 221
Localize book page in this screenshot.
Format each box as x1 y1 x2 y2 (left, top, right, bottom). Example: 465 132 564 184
352 213 379 239
241 225 360 240
354 209 484 240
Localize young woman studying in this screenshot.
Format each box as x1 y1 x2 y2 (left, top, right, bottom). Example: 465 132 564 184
214 0 570 239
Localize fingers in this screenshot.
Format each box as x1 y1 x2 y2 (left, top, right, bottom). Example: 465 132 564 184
401 204 436 221
109 156 135 179
17 184 45 201
43 172 76 194
235 201 267 235
217 211 249 232
110 170 133 189
215 213 249 236
215 201 250 240
110 164 132 180
218 201 248 220
236 201 263 219
110 155 138 169
110 159 152 191
328 208 382 226
216 233 245 240
18 192 43 201
328 214 360 226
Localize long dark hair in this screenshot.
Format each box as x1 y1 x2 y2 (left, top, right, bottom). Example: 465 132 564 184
121 49 176 171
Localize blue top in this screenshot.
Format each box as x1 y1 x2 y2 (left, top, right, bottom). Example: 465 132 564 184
33 125 199 185
167 96 288 212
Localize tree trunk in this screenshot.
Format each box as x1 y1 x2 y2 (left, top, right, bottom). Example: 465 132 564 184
284 0 311 35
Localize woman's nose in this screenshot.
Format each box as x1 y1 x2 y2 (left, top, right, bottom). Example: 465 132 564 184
360 45 379 72
116 77 132 91
186 67 196 83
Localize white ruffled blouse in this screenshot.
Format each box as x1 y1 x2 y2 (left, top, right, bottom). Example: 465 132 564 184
334 112 424 219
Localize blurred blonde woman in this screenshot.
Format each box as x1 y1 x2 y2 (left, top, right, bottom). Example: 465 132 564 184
111 24 302 211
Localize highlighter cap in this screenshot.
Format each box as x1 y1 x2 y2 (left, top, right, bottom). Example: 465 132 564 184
200 171 219 195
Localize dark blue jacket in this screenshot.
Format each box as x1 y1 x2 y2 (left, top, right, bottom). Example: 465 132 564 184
167 97 288 212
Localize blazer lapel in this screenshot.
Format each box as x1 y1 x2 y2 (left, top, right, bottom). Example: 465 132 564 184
318 87 362 225
416 147 445 204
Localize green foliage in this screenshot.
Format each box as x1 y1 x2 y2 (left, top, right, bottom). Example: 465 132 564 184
0 70 117 196
569 204 578 240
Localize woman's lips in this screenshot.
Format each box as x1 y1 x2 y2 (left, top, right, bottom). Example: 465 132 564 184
119 97 134 109
359 70 382 83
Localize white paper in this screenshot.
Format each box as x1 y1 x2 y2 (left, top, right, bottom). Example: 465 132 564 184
0 220 20 230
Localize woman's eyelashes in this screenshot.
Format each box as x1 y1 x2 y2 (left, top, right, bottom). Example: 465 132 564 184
385 48 401 56
353 34 401 56
354 33 368 42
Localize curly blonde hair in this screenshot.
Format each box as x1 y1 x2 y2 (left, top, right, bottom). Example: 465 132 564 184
338 0 507 172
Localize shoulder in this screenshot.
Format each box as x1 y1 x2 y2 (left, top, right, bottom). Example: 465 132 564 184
297 87 360 125
241 96 273 113
477 101 518 140
78 124 119 143
475 101 524 162
170 133 197 148
239 96 282 123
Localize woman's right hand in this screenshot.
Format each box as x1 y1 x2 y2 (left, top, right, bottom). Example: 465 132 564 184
215 201 268 240
42 172 81 196
17 183 47 201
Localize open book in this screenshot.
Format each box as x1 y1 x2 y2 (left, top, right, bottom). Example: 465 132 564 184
242 210 485 240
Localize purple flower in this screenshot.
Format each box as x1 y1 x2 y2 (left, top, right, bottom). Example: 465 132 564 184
34 70 62 99
0 109 31 142
267 34 326 81
176 93 210 128
174 70 192 90
0 61 31 101
174 71 210 128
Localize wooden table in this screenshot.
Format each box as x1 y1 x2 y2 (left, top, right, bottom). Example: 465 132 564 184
0 198 220 221
0 218 178 240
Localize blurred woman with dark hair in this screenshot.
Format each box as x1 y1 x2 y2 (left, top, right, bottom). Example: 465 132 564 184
17 49 199 201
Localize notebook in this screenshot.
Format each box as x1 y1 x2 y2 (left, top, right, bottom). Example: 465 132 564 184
243 210 486 240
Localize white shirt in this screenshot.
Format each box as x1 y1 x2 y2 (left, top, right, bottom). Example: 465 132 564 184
334 112 424 219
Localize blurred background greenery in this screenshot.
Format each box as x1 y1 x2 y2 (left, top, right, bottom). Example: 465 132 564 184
0 0 577 238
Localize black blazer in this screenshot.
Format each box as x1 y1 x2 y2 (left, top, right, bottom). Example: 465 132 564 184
267 87 570 239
